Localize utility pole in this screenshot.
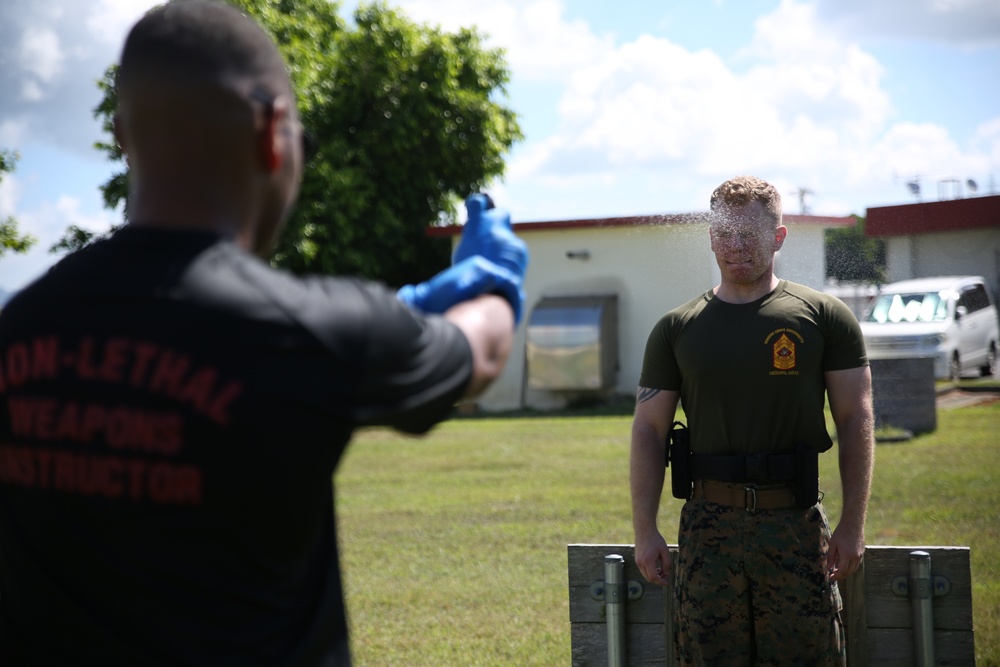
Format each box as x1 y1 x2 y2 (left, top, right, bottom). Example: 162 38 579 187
794 187 814 215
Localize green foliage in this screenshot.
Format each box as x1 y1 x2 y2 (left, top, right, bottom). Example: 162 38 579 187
0 150 37 258
825 215 886 284
48 66 126 254
49 225 101 254
92 66 128 219
79 0 521 286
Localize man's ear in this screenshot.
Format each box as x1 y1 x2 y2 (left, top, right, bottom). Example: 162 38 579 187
773 225 788 251
256 96 290 173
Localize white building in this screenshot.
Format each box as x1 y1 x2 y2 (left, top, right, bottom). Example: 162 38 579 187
866 194 1000 298
432 211 854 411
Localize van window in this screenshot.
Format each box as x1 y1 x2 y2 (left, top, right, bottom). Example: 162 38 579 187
958 284 990 314
865 291 950 323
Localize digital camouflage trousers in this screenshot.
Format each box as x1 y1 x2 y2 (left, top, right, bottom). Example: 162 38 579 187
674 497 846 666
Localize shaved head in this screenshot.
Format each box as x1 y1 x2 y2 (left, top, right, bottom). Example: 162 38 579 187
117 0 291 102
115 0 304 257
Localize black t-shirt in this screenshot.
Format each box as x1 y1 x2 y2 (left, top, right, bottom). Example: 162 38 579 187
639 280 868 455
0 227 473 666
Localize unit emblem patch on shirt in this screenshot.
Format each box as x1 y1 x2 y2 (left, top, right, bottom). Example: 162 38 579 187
764 328 803 375
773 333 796 369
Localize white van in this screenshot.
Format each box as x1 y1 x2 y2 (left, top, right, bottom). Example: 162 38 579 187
860 276 999 380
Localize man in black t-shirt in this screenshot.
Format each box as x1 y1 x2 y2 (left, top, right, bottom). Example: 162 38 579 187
0 2 526 665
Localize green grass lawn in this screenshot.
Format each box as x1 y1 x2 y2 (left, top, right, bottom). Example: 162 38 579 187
335 399 1000 666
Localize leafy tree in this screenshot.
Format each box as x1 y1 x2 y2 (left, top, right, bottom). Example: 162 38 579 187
825 215 886 284
49 67 125 254
72 0 521 286
49 224 100 254
0 150 36 258
92 68 126 218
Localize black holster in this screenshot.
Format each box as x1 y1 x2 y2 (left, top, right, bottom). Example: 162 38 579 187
665 422 691 499
795 446 820 508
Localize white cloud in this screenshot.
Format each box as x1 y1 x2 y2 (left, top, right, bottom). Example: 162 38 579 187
18 26 64 101
15 195 116 251
502 1 898 188
388 0 614 81
494 0 1000 218
0 172 19 219
975 117 1000 172
19 26 63 82
507 137 555 182
814 0 1000 47
86 0 156 47
52 195 117 234
0 0 157 157
0 120 28 148
21 81 47 103
869 122 993 188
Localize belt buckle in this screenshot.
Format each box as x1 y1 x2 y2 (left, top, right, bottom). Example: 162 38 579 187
744 485 757 513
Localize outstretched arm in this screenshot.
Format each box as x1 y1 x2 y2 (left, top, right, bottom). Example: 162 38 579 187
825 365 875 582
631 387 679 586
398 194 527 400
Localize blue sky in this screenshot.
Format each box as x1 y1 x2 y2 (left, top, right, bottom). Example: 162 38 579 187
2 0 998 294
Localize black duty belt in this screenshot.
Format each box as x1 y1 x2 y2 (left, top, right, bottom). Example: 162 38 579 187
690 452 797 483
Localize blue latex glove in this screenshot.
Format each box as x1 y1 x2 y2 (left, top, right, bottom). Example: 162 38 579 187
397 255 524 324
452 194 529 281
399 194 528 325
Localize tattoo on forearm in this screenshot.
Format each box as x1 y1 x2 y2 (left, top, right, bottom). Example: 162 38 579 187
636 387 661 405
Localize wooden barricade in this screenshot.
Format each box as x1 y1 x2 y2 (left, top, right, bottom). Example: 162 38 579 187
568 544 975 666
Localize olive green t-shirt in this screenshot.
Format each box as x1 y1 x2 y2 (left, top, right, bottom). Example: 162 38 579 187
639 280 868 455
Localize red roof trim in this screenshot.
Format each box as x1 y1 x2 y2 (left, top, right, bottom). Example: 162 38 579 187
426 212 854 237
865 195 1000 237
783 214 857 227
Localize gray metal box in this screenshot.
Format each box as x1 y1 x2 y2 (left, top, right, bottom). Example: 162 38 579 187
526 295 618 391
